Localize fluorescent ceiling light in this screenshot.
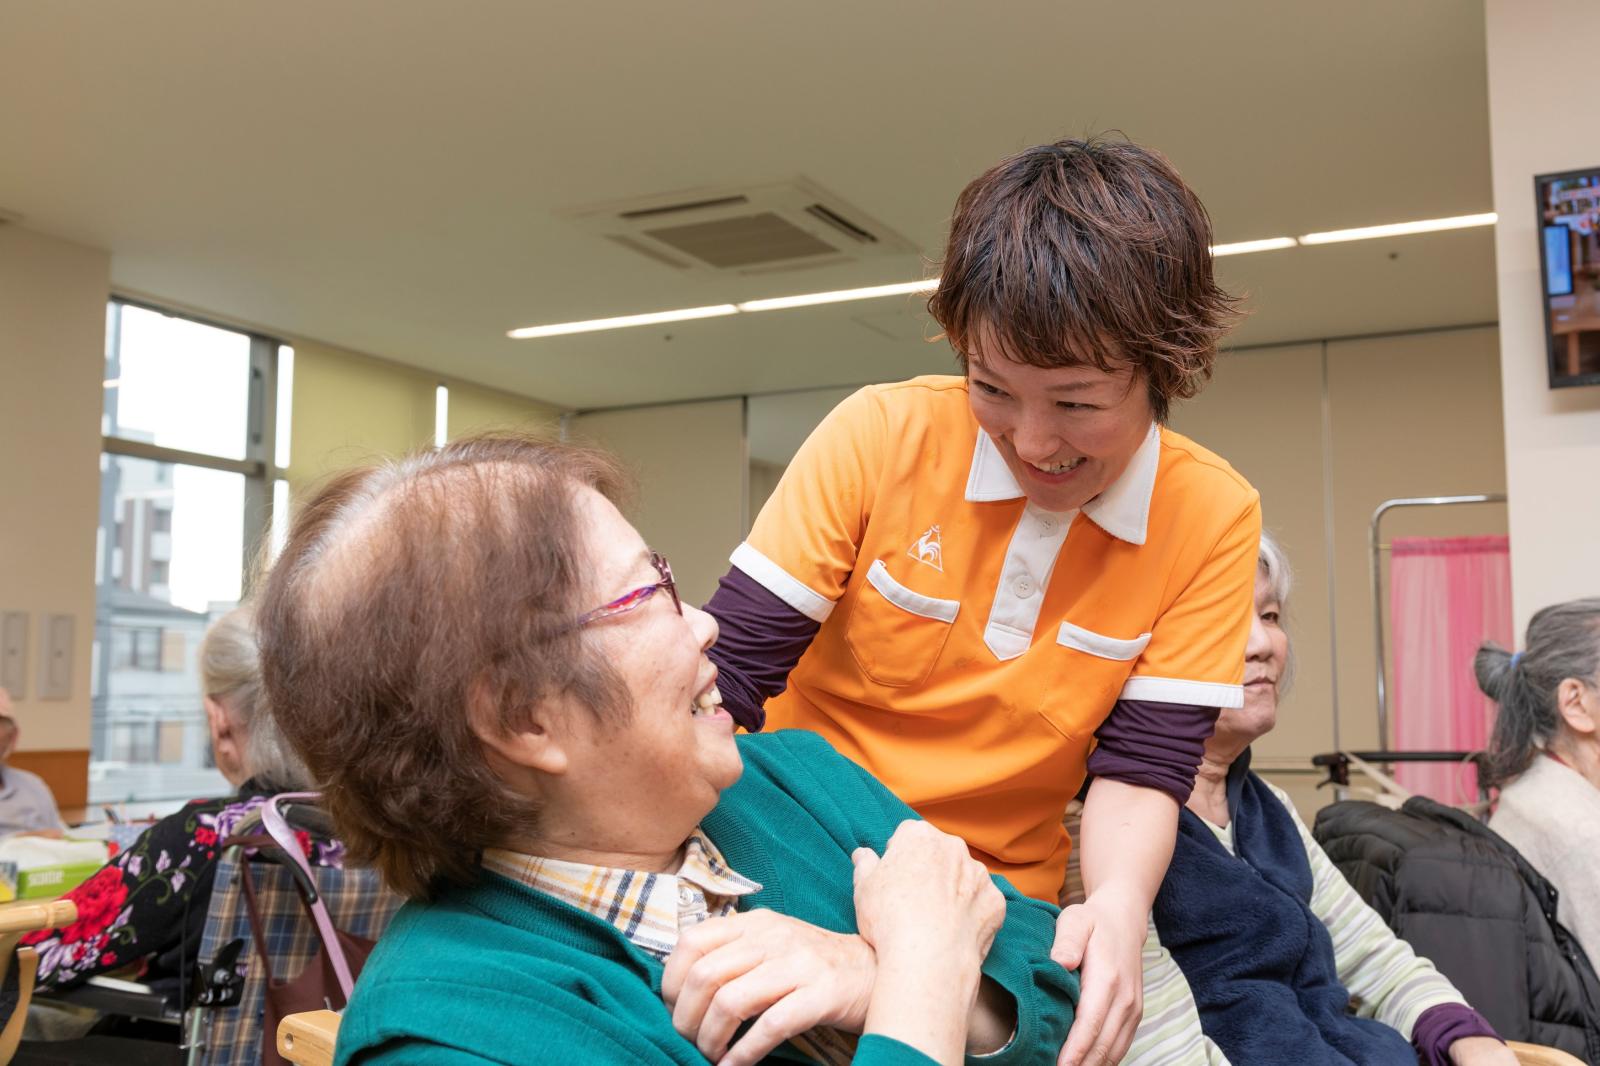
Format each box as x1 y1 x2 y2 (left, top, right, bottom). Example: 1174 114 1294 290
1298 212 1497 245
737 278 938 313
507 304 739 339
1210 237 1297 257
508 209 1496 340
102 378 120 388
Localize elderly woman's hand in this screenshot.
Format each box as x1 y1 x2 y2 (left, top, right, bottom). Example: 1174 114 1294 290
851 819 1006 964
1448 1037 1519 1066
851 819 1009 1063
662 910 875 1066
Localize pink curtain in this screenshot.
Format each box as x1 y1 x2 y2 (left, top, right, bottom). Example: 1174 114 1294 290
1389 535 1512 804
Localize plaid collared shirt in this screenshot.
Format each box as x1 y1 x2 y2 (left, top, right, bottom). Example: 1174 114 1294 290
483 828 858 1065
483 828 760 959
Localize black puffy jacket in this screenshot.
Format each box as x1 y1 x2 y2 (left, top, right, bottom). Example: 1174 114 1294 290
1313 796 1600 1063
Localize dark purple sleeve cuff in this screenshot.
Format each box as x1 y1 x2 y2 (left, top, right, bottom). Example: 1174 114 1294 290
1411 1003 1501 1066
702 567 820 733
1084 699 1221 803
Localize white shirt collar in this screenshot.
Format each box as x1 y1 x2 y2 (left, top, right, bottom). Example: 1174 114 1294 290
963 422 1161 546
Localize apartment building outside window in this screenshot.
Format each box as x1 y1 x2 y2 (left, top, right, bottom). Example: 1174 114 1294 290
94 300 290 806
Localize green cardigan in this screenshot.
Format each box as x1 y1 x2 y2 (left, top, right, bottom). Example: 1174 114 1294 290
336 730 1078 1065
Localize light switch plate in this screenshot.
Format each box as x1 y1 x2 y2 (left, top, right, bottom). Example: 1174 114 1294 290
38 614 73 701
0 612 26 698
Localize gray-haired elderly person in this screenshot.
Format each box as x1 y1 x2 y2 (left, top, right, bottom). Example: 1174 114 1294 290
0 686 67 836
1114 532 1514 1066
15 604 335 998
1479 598 1600 969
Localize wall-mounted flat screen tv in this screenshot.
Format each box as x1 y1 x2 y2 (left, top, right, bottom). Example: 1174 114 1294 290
1536 168 1600 388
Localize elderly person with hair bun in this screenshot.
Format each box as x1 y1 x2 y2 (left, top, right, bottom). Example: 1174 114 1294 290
1115 532 1513 1066
1479 598 1600 966
256 434 1078 1066
18 605 332 995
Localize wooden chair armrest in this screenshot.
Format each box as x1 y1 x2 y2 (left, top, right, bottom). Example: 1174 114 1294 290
278 1009 342 1066
1507 1041 1588 1065
0 899 77 935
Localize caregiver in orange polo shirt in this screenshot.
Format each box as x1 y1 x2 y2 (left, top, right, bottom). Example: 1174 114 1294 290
705 137 1260 1066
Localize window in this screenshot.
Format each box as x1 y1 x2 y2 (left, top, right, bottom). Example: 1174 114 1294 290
93 301 290 804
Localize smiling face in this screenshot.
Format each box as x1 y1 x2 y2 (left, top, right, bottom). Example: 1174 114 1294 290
539 487 744 853
964 329 1156 514
1214 565 1288 749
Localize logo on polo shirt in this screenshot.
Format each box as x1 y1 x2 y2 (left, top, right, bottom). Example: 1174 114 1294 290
907 525 944 572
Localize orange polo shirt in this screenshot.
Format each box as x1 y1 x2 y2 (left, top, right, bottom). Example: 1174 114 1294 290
733 376 1260 901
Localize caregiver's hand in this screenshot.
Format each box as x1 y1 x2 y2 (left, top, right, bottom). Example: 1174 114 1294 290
1052 894 1144 1066
662 909 874 1066
852 819 1008 1065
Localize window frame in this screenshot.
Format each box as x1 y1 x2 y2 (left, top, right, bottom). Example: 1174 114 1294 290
100 297 288 581
93 298 290 787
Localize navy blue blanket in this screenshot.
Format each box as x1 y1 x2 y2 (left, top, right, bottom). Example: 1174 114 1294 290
1152 749 1414 1064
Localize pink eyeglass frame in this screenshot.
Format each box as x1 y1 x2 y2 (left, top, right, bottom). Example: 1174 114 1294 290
573 551 682 629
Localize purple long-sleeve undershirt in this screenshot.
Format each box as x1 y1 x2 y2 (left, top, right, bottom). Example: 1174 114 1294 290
704 567 1219 803
703 567 820 733
1084 699 1220 804
1411 1003 1503 1064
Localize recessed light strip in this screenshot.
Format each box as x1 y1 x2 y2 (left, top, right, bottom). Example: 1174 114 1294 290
507 304 739 339
736 278 939 312
508 211 1496 339
1298 212 1497 246
1210 236 1298 257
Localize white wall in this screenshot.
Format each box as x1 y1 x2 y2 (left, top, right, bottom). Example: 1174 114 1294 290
1486 0 1600 631
0 226 110 751
568 399 746 607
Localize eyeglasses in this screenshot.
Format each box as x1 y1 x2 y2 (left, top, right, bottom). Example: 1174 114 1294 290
573 551 682 629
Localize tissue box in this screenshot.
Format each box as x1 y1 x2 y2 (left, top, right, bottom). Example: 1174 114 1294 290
0 837 110 900
15 860 106 899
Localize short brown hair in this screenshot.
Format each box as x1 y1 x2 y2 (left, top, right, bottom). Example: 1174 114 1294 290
256 434 630 900
928 136 1241 421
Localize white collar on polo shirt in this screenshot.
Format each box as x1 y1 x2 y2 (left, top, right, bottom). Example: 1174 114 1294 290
963 421 1161 546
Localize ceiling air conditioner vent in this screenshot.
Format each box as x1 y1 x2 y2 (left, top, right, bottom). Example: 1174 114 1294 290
563 179 915 276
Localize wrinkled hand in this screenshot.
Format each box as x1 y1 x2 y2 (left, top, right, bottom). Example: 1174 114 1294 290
850 819 1006 966
661 909 874 1066
1051 897 1144 1066
850 820 1009 1065
1448 1037 1519 1066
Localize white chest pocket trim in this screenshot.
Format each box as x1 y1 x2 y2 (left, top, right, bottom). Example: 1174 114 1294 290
865 560 960 624
1056 621 1152 661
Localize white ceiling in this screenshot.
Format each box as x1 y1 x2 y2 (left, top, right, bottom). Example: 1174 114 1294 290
0 1 1496 411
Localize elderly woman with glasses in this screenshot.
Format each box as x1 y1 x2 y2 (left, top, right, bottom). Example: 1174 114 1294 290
257 434 1077 1066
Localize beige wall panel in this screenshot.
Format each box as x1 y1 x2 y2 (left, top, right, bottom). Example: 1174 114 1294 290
1326 327 1507 752
447 381 564 440
747 460 786 530
570 400 745 608
287 342 435 495
1171 344 1333 796
1486 0 1600 631
0 226 110 751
